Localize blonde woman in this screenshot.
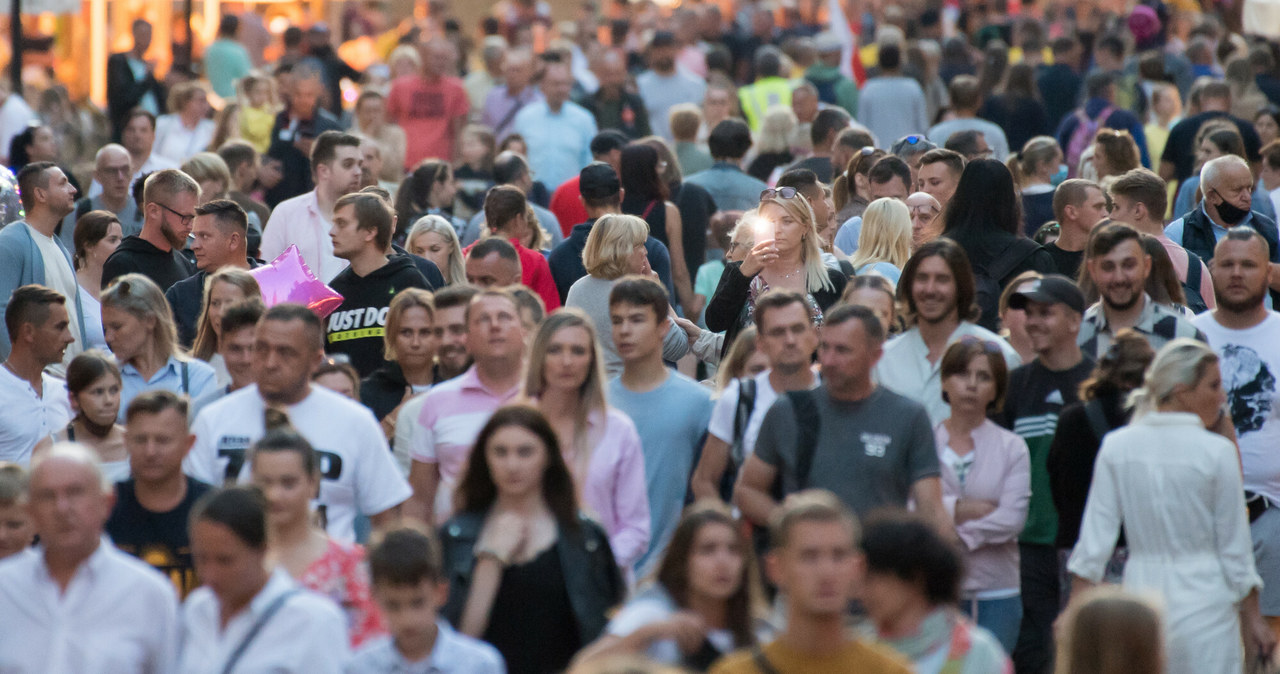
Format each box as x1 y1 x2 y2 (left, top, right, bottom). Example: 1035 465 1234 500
706 189 846 356
190 268 261 386
522 309 651 571
565 213 689 376
181 152 234 203
154 81 215 164
847 197 911 284
1068 339 1274 674
101 273 217 420
405 215 465 285
1007 136 1064 235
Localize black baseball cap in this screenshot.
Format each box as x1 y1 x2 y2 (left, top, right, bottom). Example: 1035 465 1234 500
1008 274 1086 314
580 162 621 199
590 130 629 157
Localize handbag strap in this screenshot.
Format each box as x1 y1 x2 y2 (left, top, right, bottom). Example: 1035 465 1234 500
751 645 785 674
220 588 301 674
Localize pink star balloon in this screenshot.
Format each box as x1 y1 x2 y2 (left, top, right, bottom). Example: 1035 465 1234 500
249 245 344 319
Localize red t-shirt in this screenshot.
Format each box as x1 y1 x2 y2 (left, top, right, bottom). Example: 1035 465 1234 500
464 237 563 311
386 74 469 169
549 175 588 237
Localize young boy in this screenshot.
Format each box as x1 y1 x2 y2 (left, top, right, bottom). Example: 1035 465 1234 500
347 526 505 673
0 462 33 559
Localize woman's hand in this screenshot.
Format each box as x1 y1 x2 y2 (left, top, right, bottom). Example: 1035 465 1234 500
477 512 528 563
664 611 709 655
673 316 703 343
739 239 778 277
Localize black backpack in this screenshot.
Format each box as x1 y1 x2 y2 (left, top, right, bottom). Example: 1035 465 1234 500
718 377 759 502
975 238 1043 332
1180 249 1209 315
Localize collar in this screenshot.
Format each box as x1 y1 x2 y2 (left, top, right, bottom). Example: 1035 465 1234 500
35 536 111 587
711 161 744 172
246 567 298 619
457 365 521 398
121 355 184 381
1199 201 1253 229
1089 293 1157 333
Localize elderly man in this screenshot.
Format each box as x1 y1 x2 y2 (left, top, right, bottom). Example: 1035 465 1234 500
62 144 143 247
0 444 180 673
1166 155 1280 305
512 61 597 192
481 47 540 141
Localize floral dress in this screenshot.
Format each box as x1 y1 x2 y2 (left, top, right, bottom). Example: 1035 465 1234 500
299 538 386 647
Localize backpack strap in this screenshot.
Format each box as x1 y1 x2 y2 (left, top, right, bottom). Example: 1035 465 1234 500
181 360 190 394
220 588 301 674
986 238 1042 287
1185 248 1203 292
731 377 758 466
750 645 784 674
1084 399 1112 443
786 389 822 489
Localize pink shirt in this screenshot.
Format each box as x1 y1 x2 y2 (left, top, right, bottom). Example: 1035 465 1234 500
1157 234 1216 310
578 408 651 570
260 190 348 283
411 367 519 523
935 419 1031 596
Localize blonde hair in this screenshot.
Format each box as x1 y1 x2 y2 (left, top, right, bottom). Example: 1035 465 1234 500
191 268 261 361
715 325 760 392
383 288 435 361
759 195 835 294
389 44 423 73
583 214 649 280
848 197 912 272
181 152 233 194
406 215 465 284
166 81 207 115
1007 136 1061 189
1128 338 1219 419
521 309 608 481
1055 587 1164 674
235 70 279 108
757 105 798 154
101 274 186 365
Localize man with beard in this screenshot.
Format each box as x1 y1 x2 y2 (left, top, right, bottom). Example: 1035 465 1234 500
0 164 87 362
1165 155 1280 308
996 276 1094 674
1077 222 1205 360
1193 227 1280 624
101 169 198 292
260 131 363 283
874 239 1022 425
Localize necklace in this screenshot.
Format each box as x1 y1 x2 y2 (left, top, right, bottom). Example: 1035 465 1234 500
776 266 804 280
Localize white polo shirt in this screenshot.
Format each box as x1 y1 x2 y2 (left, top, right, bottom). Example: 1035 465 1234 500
179 568 350 674
0 365 72 465
260 190 348 283
0 539 179 674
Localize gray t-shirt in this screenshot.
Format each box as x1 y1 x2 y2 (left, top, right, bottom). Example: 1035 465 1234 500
754 385 940 517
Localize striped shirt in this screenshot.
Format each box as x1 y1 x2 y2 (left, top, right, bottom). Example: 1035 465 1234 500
1077 294 1207 361
411 366 519 524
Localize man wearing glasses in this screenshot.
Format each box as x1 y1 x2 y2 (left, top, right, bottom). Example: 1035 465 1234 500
102 168 198 292
59 144 143 249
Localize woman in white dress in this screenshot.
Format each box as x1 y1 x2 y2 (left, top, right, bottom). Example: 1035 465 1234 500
1068 338 1275 674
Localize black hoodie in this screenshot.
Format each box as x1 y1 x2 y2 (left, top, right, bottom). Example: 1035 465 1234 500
102 235 196 291
325 255 430 378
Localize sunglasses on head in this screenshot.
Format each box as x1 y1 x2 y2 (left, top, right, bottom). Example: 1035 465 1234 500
901 135 925 145
957 334 1004 355
761 187 800 201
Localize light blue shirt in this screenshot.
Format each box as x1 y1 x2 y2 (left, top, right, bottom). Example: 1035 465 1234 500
835 215 862 254
119 355 217 422
855 261 902 284
608 371 713 577
511 100 597 192
684 163 769 213
461 203 563 248
344 622 506 674
635 69 706 140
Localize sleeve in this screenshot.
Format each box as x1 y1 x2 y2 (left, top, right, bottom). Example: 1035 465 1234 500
355 413 413 516
707 380 741 444
0 234 26 359
704 263 752 333
300 603 355 674
690 329 724 365
1066 438 1124 582
147 580 180 674
1211 437 1264 599
184 408 221 485
530 256 562 310
107 55 158 117
956 434 1032 551
391 396 422 475
260 204 289 262
409 397 439 464
607 420 652 569
605 598 671 637
187 361 218 401
753 396 798 469
385 82 404 124
904 404 941 482
661 318 690 362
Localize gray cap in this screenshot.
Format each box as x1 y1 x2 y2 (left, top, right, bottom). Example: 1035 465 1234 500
1008 275 1086 314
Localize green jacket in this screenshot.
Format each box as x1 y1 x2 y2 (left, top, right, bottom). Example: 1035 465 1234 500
805 64 860 117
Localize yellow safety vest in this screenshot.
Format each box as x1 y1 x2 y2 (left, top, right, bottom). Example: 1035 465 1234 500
738 77 795 133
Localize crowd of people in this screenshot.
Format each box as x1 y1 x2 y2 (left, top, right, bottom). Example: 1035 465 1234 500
2 0 1280 672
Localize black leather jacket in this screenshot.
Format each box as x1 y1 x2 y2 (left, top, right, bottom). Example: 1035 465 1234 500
439 510 625 645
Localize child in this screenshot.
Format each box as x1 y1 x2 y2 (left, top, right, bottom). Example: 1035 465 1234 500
0 463 33 559
237 71 279 154
347 526 505 673
453 124 496 220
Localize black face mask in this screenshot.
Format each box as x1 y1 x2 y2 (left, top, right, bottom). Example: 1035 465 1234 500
1212 189 1250 225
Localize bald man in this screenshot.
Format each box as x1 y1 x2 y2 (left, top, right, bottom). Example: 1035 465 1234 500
0 444 179 673
62 144 144 248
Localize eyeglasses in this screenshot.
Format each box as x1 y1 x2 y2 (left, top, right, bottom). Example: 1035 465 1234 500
760 187 800 201
957 334 1004 355
156 202 195 226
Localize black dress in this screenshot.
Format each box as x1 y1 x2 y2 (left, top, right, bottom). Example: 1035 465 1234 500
483 545 581 674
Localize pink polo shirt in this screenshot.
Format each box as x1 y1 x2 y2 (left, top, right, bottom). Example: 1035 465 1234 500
579 408 651 570
411 367 519 523
260 190 348 283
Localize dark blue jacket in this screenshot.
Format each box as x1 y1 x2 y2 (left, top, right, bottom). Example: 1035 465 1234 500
1055 98 1151 168
547 218 674 304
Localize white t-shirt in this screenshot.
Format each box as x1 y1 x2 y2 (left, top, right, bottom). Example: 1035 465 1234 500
27 224 82 364
707 370 820 460
605 587 736 665
0 366 71 465
1193 311 1280 502
78 285 109 353
186 384 412 542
